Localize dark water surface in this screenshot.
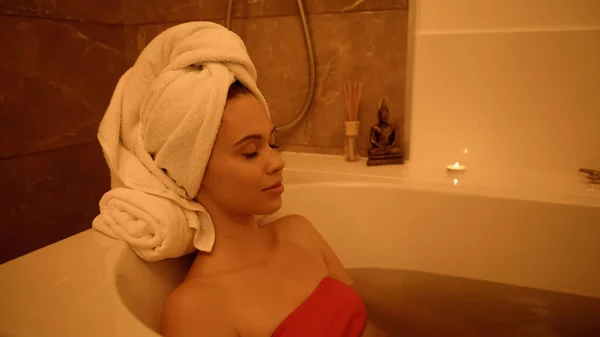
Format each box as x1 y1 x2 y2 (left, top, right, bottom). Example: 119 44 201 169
349 268 600 337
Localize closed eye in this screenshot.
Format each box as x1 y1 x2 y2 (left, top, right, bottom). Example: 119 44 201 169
242 144 279 159
243 152 259 159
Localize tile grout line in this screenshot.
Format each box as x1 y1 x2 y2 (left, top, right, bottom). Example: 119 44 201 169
0 140 98 161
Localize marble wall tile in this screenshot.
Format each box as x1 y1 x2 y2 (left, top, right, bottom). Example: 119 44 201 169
121 0 407 24
0 0 123 23
0 17 130 158
0 142 110 264
233 10 408 152
123 23 179 61
0 0 407 24
122 20 223 61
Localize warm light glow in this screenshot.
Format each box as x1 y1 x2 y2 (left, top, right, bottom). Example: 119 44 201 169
453 178 459 185
463 149 468 154
447 161 466 171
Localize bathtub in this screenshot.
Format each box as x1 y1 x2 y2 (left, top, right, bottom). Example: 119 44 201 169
1 152 599 336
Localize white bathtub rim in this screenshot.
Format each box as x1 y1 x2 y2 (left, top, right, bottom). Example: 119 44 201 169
282 180 600 209
280 151 600 208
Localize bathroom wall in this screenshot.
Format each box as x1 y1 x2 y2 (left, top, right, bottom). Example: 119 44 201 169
407 0 600 174
0 0 409 262
123 0 410 155
0 4 128 263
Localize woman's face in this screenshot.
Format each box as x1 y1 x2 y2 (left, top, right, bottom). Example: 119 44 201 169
195 94 285 216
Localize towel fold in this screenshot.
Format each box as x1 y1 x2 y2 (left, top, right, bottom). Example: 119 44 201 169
92 188 214 261
93 21 268 260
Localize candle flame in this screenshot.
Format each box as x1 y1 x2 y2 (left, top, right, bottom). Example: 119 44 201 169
453 178 459 185
454 162 460 167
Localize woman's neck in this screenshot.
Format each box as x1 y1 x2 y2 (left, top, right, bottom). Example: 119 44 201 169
187 204 276 279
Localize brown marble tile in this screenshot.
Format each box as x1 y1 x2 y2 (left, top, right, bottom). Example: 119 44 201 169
0 17 130 158
0 0 407 23
121 0 216 24
122 20 223 61
0 142 110 264
123 23 179 61
0 0 123 23
233 10 408 153
121 0 407 24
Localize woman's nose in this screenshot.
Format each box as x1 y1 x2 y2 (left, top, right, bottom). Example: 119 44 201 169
266 148 285 174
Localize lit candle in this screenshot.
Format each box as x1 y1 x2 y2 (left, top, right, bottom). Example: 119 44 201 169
447 161 466 172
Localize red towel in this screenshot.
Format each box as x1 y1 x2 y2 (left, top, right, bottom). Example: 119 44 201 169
272 277 367 337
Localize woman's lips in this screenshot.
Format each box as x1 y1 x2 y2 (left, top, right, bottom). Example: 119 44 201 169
263 182 284 195
263 181 282 190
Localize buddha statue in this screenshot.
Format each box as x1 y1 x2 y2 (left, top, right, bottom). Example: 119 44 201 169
367 99 404 166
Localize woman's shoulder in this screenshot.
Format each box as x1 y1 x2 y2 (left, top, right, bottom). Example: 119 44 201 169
267 214 354 286
267 214 322 244
266 214 337 261
269 213 312 228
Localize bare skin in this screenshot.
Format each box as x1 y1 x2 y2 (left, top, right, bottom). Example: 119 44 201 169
160 93 386 337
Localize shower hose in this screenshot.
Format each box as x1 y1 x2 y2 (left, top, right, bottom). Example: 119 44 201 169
225 0 316 132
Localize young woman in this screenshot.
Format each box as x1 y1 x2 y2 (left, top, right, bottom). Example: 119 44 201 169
160 82 387 337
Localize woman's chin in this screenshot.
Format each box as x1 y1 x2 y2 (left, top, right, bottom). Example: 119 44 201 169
255 197 283 215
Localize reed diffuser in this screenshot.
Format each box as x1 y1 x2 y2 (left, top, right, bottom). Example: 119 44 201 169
343 81 363 162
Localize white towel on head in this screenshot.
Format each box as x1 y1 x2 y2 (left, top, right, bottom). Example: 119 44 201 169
92 21 269 260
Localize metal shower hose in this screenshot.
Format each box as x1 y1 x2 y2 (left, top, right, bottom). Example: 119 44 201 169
225 0 316 132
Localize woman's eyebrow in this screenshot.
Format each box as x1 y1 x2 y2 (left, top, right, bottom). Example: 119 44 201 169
233 126 276 147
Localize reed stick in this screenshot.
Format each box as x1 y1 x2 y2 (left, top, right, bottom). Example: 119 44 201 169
343 81 363 121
